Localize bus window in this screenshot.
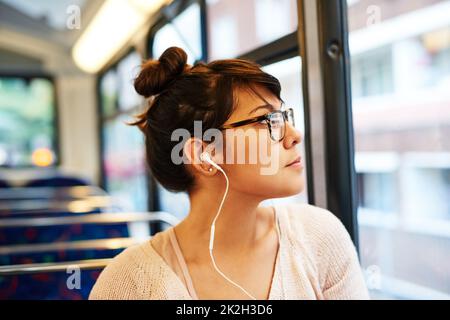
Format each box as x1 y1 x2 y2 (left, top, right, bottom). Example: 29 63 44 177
99 69 118 118
152 2 203 63
348 0 450 299
102 114 148 212
99 51 148 212
0 76 57 168
117 52 142 112
206 0 297 60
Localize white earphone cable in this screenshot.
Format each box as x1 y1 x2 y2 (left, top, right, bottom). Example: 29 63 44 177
207 160 257 300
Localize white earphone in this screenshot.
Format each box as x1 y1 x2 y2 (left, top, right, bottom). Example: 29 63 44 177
200 152 257 300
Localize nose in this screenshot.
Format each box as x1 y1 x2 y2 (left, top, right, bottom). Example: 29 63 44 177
283 122 302 148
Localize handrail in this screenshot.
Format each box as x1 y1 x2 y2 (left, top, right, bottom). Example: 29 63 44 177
0 258 112 275
0 186 108 200
0 212 179 275
0 205 120 217
0 237 139 255
0 211 180 228
0 196 112 212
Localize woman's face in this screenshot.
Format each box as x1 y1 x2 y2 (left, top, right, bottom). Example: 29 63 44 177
216 85 305 199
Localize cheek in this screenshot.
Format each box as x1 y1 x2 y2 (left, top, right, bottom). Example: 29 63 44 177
277 167 305 195
225 160 305 198
259 165 305 197
229 169 272 197
221 130 305 197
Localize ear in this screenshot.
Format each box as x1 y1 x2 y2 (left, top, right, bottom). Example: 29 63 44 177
183 137 216 175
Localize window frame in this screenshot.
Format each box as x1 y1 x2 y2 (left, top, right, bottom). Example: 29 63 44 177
298 0 359 245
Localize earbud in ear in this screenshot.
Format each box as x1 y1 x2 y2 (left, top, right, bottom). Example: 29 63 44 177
200 152 210 162
200 152 222 171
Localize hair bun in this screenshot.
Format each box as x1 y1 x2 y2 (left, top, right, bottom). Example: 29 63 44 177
134 47 188 98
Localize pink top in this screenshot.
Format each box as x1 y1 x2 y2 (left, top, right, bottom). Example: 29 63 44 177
167 227 199 299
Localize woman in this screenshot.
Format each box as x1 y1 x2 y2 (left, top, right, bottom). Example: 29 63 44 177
89 47 369 300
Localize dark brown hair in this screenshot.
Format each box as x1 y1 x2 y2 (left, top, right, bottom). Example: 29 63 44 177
131 47 281 193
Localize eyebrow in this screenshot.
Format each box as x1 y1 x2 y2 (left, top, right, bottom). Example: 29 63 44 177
248 104 278 115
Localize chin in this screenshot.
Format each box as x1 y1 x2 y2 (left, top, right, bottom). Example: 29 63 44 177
284 184 304 197
267 179 305 198
282 177 305 196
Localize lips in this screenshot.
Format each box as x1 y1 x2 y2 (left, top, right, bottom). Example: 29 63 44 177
286 156 301 167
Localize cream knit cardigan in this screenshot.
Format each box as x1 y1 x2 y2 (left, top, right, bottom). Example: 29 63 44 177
89 203 370 300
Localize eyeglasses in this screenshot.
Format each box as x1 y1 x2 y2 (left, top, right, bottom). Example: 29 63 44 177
219 108 295 142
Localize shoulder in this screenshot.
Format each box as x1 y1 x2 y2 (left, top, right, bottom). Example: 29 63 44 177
277 203 369 298
89 241 173 300
277 203 359 275
279 202 352 248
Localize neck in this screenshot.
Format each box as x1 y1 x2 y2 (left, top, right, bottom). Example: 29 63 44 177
178 183 268 256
